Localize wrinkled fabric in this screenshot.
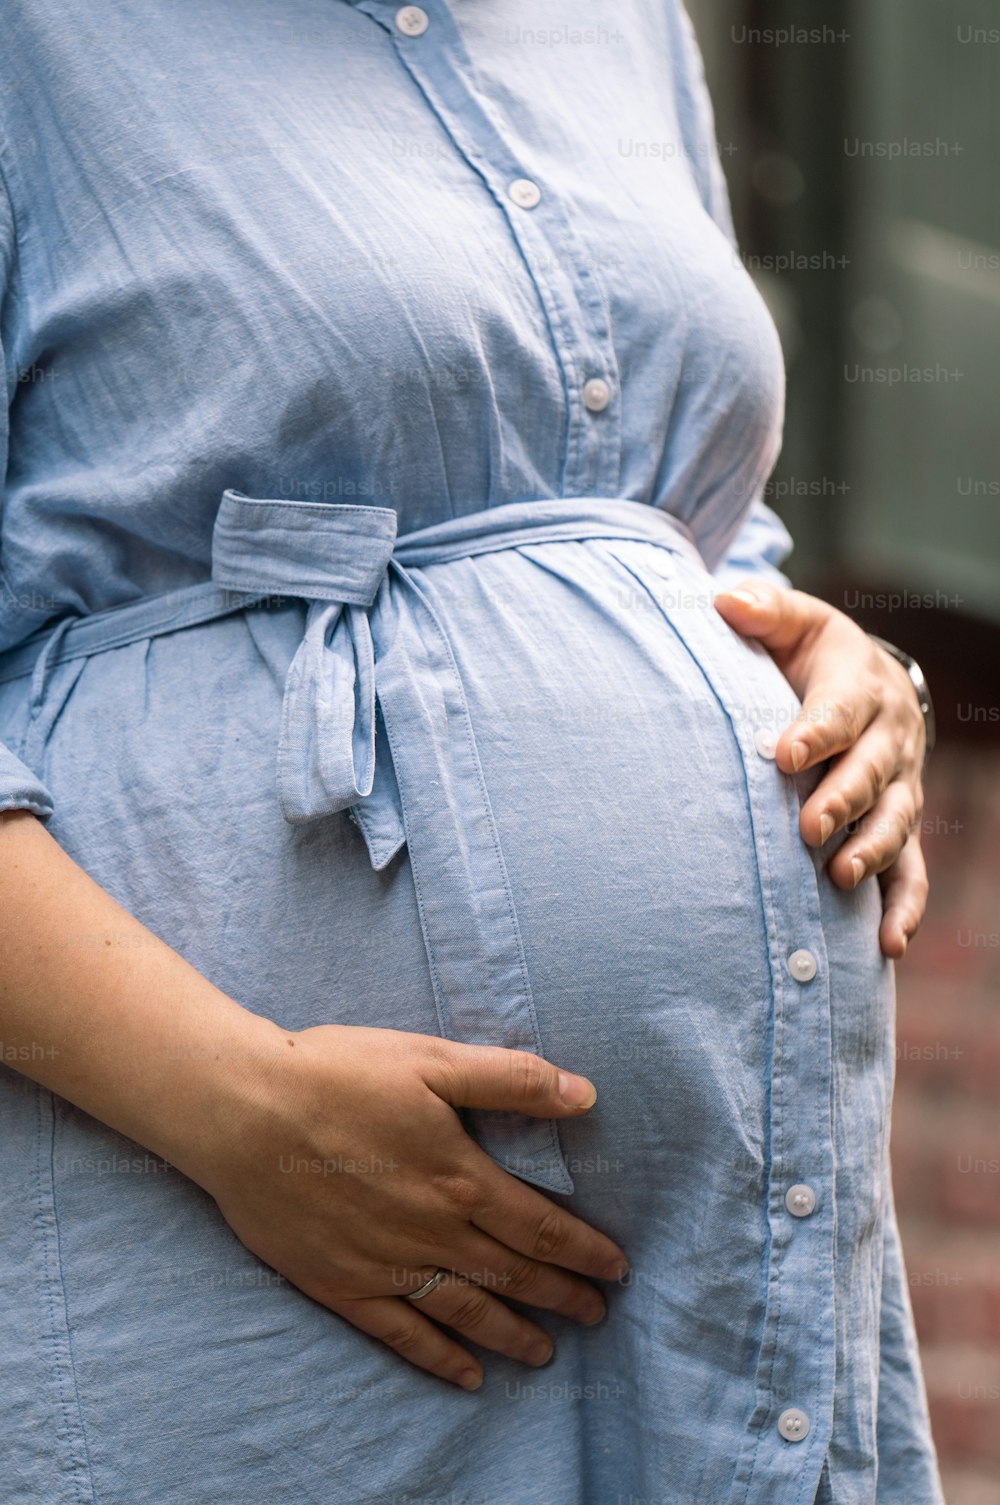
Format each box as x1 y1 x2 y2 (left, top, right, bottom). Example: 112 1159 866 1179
0 2 942 1502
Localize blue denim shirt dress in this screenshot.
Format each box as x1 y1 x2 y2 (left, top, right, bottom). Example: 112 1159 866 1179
0 2 943 1502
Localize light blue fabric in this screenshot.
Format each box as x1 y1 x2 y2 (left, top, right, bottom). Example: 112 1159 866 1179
0 2 942 1502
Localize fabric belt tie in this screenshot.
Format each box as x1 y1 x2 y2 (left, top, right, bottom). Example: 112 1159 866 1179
5 489 704 1194
210 491 701 836
210 495 400 828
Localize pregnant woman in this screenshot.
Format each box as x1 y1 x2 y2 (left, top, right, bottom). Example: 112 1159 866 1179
0 3 943 1502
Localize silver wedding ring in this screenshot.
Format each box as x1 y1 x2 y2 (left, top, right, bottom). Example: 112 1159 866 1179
406 1269 447 1302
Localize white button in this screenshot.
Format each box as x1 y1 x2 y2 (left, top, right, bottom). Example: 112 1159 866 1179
785 1184 817 1218
753 728 778 760
787 949 818 983
508 178 541 209
582 377 612 413
777 1408 811 1443
395 6 429 35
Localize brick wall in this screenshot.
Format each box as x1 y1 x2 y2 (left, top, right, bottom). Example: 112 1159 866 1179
892 744 1000 1505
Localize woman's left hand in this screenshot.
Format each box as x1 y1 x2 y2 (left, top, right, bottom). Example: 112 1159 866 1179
713 582 928 960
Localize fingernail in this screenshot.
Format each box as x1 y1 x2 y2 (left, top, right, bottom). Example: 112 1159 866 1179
790 740 809 772
558 1071 597 1109
728 587 761 606
604 1260 630 1283
580 1302 607 1326
526 1341 554 1367
850 857 865 887
818 813 834 844
458 1369 483 1391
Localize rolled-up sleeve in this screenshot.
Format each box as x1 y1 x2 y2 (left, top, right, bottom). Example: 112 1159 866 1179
0 742 54 819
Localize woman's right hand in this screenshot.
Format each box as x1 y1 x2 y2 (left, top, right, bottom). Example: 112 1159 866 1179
185 1022 629 1391
0 815 625 1390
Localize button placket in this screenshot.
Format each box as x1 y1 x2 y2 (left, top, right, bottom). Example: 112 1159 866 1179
357 0 622 498
670 609 837 1492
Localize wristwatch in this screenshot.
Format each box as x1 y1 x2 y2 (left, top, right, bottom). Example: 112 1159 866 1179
868 635 936 761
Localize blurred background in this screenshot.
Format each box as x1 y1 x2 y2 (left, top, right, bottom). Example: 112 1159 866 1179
684 3 1000 1501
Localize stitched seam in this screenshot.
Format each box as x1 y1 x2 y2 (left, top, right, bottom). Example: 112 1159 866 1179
0 108 26 335
49 1118 98 1503
222 496 396 521
33 1093 95 1505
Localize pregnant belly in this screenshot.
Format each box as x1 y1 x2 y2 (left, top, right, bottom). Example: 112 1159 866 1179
0 534 889 1241
407 542 799 1190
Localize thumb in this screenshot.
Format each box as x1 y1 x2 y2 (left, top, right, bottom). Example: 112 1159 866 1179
713 579 830 655
424 1041 598 1117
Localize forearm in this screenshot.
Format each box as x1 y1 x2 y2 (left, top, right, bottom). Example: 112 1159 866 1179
0 809 279 1182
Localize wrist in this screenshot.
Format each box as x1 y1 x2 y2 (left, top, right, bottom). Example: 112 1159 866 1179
150 1005 290 1189
868 634 936 761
